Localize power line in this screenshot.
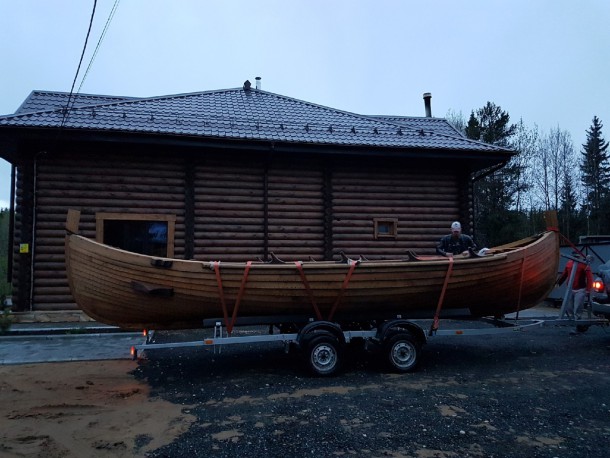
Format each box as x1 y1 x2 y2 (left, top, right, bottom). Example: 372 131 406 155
77 0 121 94
61 0 98 128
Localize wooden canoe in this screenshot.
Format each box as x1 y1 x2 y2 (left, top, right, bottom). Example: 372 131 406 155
64 211 559 330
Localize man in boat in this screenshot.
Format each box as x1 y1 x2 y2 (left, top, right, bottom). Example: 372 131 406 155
436 221 477 257
556 253 593 320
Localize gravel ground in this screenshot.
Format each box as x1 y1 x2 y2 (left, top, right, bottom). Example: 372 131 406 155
132 322 610 458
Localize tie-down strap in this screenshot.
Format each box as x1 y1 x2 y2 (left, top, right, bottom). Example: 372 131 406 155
295 259 359 321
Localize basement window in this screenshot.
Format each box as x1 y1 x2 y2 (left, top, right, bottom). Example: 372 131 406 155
374 218 398 239
95 213 176 257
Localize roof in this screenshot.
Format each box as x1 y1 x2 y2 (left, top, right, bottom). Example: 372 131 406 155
0 86 513 157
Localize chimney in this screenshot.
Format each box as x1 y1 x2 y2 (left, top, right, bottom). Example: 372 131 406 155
243 80 251 91
255 76 261 90
423 92 432 117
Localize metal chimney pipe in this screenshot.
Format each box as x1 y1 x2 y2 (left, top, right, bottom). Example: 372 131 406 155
255 76 261 90
423 92 432 117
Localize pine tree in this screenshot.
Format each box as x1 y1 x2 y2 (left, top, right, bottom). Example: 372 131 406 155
580 116 610 234
466 102 518 245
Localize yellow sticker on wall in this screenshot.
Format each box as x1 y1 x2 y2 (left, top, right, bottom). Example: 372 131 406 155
19 243 29 254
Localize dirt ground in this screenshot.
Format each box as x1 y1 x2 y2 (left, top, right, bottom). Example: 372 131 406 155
1 322 609 458
0 360 195 457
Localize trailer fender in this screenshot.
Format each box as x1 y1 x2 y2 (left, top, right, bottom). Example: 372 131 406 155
376 319 427 346
297 321 345 346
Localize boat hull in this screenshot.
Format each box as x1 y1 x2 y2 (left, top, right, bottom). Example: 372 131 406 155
65 228 560 330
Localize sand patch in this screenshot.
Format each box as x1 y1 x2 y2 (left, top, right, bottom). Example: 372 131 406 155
0 360 195 457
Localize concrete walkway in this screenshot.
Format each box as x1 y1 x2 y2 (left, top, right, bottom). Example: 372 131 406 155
0 330 143 365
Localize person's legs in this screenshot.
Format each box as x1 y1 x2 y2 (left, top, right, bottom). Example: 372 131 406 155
565 291 575 318
573 288 586 319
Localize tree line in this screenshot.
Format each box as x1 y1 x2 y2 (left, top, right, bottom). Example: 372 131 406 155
447 104 609 247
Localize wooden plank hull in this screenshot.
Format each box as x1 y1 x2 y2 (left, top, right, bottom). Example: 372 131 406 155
64 223 560 330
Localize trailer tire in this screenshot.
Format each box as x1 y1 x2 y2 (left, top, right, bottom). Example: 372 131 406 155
302 332 342 377
384 332 420 373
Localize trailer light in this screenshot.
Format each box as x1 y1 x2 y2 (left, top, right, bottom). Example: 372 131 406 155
593 280 604 292
204 339 214 345
142 329 148 337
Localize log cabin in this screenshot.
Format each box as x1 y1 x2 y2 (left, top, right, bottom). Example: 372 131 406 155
0 80 514 315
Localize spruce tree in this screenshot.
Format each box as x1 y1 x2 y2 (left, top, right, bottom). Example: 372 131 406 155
580 116 610 234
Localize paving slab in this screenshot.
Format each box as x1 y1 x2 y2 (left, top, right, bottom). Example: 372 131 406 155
0 332 142 365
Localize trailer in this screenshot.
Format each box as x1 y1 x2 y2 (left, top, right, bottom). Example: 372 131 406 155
129 253 609 376
129 309 608 377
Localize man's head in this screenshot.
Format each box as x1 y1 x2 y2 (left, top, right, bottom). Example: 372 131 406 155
451 221 461 236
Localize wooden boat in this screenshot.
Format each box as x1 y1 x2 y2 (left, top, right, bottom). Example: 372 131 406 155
65 210 559 331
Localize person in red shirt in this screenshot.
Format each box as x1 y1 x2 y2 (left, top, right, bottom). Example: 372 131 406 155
556 254 594 319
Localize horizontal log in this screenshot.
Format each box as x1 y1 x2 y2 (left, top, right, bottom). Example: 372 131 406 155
196 173 264 183
196 224 265 232
267 183 323 192
194 239 264 247
194 214 263 223
195 202 264 211
267 233 323 241
32 290 75 301
333 207 456 218
194 232 264 240
332 194 458 204
33 286 71 296
194 187 263 198
195 247 264 255
197 198 264 207
33 276 69 285
332 184 458 194
194 181 264 191
40 205 185 215
37 190 185 201
30 302 79 310
37 197 185 208
268 226 324 234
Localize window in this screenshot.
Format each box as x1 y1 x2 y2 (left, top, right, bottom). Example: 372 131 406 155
96 213 176 257
374 218 398 239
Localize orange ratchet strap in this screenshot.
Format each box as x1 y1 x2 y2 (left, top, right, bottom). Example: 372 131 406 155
295 261 323 321
327 260 359 321
213 261 252 334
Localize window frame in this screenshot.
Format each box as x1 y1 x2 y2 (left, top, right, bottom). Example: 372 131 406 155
373 218 398 239
95 212 177 257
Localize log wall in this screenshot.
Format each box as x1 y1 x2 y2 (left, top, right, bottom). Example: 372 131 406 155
12 147 469 313
193 159 265 261
267 162 325 260
30 152 186 310
331 164 460 259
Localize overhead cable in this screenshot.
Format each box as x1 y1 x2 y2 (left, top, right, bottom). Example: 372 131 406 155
61 0 98 129
77 0 122 94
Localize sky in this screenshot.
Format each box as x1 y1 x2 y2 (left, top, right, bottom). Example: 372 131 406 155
1 0 609 210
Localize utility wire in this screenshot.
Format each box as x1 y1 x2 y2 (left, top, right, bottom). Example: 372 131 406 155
61 0 98 128
77 0 121 94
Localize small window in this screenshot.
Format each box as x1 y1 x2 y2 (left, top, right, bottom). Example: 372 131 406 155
96 213 176 257
374 218 398 239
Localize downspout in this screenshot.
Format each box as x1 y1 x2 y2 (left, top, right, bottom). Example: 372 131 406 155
28 151 45 311
6 164 15 284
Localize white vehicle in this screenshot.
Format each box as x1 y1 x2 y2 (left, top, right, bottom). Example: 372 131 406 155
592 261 610 318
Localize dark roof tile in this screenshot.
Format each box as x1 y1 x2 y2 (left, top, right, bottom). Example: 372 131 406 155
0 87 512 154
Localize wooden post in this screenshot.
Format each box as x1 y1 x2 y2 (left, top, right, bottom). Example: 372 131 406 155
65 209 81 234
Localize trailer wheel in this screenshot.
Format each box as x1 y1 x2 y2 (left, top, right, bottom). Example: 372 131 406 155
384 332 420 373
302 333 342 377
